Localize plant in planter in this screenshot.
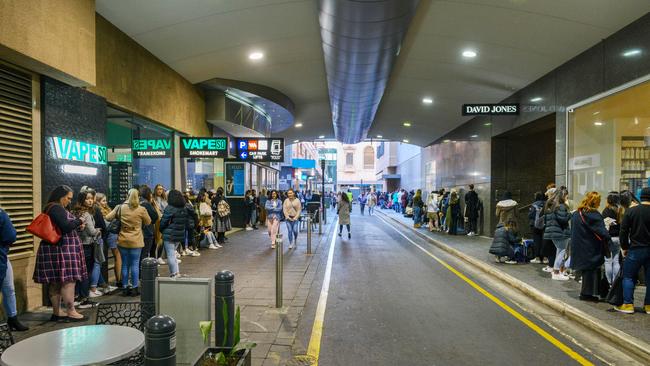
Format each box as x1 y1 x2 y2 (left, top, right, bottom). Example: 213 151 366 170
196 304 256 366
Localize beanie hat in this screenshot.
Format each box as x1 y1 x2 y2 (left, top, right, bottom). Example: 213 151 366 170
641 187 650 202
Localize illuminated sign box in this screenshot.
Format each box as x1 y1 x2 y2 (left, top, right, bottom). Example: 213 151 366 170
51 136 107 164
462 103 519 116
235 138 284 162
179 137 228 158
132 138 171 158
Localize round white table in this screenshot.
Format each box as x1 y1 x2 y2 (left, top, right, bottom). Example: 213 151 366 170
0 325 144 366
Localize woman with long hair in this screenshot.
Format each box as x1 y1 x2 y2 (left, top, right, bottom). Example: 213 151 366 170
33 185 87 321
283 188 302 249
72 190 106 302
338 190 352 239
426 191 440 232
571 191 611 302
160 190 193 277
602 192 622 285
412 189 424 228
199 192 220 250
447 190 461 235
139 186 160 264
106 188 152 296
213 187 232 244
96 193 122 288
543 187 572 281
265 190 283 249
153 184 167 263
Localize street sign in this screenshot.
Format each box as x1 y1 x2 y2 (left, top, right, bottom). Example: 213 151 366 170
235 138 284 162
179 137 228 158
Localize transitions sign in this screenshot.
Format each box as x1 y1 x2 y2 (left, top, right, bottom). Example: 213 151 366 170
235 138 284 162
462 103 519 116
179 137 228 158
51 136 107 164
132 138 171 158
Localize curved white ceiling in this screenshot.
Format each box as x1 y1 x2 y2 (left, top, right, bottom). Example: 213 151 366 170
96 0 650 146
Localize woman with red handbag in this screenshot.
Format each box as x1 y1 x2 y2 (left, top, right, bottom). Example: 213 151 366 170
32 185 88 322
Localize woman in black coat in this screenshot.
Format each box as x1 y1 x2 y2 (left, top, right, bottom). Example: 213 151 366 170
571 191 611 302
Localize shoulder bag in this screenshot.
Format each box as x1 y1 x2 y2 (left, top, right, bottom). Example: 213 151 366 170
26 204 61 245
107 205 122 235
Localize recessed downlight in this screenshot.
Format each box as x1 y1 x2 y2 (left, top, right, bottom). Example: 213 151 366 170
462 50 477 58
293 139 299 143
622 49 642 57
403 121 412 127
594 121 604 126
402 139 409 143
422 97 433 105
248 51 264 60
470 134 478 138
318 135 325 139
295 123 303 128
484 122 492 126
376 135 383 138
530 97 543 102
443 139 451 143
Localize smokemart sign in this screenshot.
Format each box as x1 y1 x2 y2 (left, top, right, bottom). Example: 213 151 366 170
179 137 228 157
132 138 171 158
462 103 519 116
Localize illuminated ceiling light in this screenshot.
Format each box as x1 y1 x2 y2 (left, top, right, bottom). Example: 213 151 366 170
451 140 457 143
470 134 478 138
596 170 603 175
622 49 642 57
422 97 433 105
594 121 604 126
62 164 97 176
402 139 409 143
470 172 480 176
248 51 264 60
462 50 477 58
293 139 299 143
376 135 383 138
403 121 412 127
530 97 543 102
295 123 303 128
443 139 451 143
635 117 639 125
484 122 492 126
593 111 600 115
318 135 325 139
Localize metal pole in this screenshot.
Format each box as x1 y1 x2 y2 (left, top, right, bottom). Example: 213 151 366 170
318 207 322 235
275 234 283 308
144 315 176 366
141 257 158 326
307 215 312 254
214 270 235 348
321 159 327 224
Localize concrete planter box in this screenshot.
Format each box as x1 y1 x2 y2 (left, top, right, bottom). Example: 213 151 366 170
192 347 252 366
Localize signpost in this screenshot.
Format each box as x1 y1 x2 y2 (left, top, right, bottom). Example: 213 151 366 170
179 137 228 158
321 159 326 224
235 138 284 162
132 138 171 158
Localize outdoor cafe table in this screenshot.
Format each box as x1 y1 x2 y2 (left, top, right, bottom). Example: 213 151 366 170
0 324 144 366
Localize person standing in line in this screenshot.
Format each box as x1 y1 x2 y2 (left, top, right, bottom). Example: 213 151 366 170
447 190 461 235
265 190 283 249
440 190 450 231
616 187 650 314
199 192 220 250
367 191 377 216
426 190 440 232
0 207 29 331
213 188 232 245
33 185 87 322
464 184 480 236
244 190 253 231
400 189 408 214
359 191 367 215
72 190 105 304
602 191 622 285
153 184 168 264
97 193 122 287
495 191 518 227
543 188 572 281
251 189 259 230
283 188 302 249
528 192 547 264
571 191 611 302
106 189 151 296
259 188 268 226
338 191 352 239
160 190 192 278
412 189 424 228
139 186 160 264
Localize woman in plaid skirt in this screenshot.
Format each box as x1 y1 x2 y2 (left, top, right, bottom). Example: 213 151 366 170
33 185 88 322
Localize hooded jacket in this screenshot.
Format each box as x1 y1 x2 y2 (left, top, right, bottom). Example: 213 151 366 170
160 204 193 243
542 203 571 241
489 223 519 258
495 199 518 226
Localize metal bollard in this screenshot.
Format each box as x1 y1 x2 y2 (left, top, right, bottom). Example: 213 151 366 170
318 208 323 235
214 270 235 348
145 315 176 366
141 257 158 326
307 215 312 254
275 234 283 308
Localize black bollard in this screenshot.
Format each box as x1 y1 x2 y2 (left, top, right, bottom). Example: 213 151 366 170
144 315 176 366
141 257 158 326
214 270 235 348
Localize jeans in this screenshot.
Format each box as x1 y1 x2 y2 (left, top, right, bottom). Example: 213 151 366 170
552 238 569 271
604 237 621 284
286 220 299 244
2 261 17 317
267 217 280 245
118 247 141 288
360 204 365 215
622 246 650 305
90 261 105 288
77 245 94 298
413 207 422 225
467 217 478 234
368 205 374 215
164 241 180 276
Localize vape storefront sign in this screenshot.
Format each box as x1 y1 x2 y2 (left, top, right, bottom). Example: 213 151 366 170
132 138 171 158
462 103 519 116
51 136 107 164
179 137 228 157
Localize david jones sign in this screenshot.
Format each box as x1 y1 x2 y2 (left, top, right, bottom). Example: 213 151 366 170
462 103 519 116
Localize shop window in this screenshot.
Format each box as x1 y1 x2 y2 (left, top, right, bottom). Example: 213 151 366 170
568 79 650 207
364 146 374 169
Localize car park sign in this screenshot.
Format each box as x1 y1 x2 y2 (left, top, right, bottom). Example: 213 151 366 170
235 138 284 162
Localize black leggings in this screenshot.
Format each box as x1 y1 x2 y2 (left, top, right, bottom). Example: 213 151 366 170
339 224 350 233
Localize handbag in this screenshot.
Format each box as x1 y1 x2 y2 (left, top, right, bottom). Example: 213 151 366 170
578 209 611 258
107 205 122 235
26 204 61 245
93 237 106 263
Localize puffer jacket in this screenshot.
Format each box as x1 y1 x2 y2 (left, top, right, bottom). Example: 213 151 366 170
495 199 518 225
160 205 192 243
489 223 520 258
542 203 571 241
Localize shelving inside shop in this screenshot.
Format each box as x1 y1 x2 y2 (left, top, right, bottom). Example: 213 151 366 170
620 136 650 192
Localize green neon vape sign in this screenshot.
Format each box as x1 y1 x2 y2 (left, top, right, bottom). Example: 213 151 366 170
51 136 107 164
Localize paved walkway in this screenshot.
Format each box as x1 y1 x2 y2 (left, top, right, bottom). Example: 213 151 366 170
376 208 650 344
11 219 334 366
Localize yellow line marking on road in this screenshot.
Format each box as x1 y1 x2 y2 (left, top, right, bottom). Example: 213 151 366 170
376 215 594 366
305 217 338 365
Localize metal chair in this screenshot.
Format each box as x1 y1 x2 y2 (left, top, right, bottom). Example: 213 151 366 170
96 302 145 366
0 323 14 355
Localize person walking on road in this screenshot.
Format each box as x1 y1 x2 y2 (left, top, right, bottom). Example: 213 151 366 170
367 191 377 216
464 184 480 236
283 188 302 249
543 187 572 281
616 187 650 314
338 191 352 239
160 190 193 278
265 190 283 249
359 192 367 215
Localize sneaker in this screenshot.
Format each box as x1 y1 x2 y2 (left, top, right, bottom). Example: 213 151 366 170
175 252 181 259
245 227 253 231
216 244 223 248
208 244 220 250
542 258 549 264
494 256 503 263
189 250 201 257
181 249 188 256
157 258 166 265
542 266 553 273
644 305 650 314
504 260 517 265
77 299 97 309
288 243 294 249
614 304 635 314
177 258 182 264
530 258 542 264
88 290 103 298
552 272 570 281
338 232 342 237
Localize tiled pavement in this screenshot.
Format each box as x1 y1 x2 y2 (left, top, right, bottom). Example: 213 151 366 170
12 219 335 366
377 208 650 344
